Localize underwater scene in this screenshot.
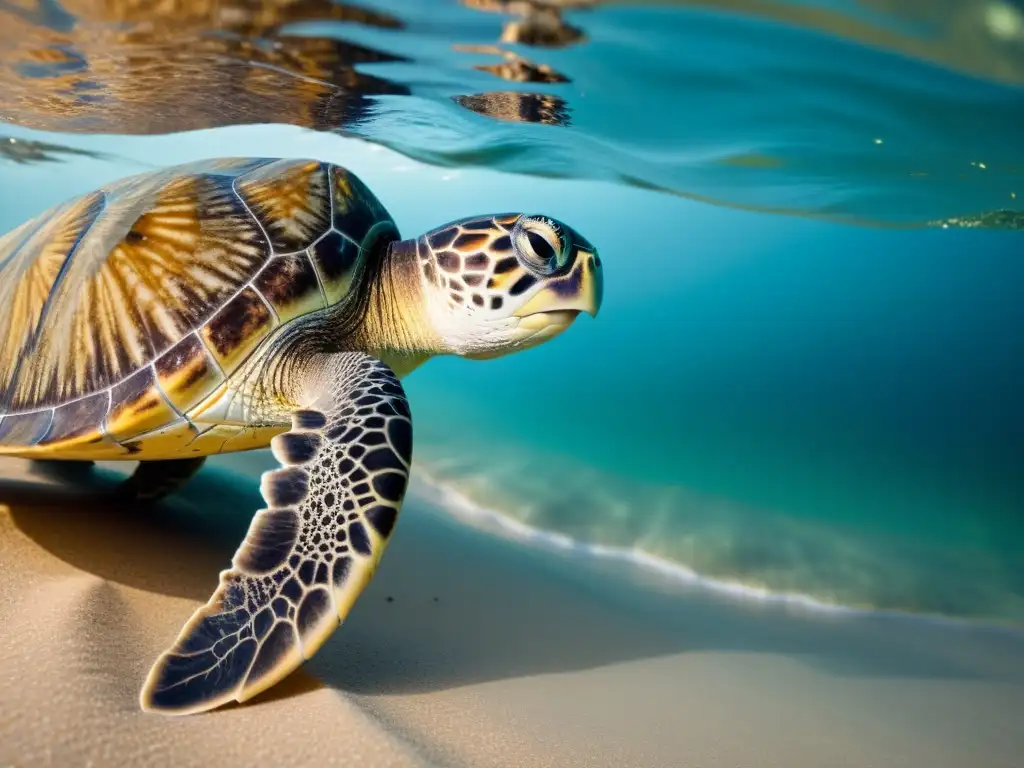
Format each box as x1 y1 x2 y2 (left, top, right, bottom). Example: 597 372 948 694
1 0 1022 625
2 0 1024 765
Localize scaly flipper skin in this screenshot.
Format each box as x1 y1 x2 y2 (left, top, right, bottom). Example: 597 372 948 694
139 353 411 715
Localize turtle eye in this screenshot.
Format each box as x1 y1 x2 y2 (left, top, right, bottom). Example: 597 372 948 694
513 217 564 275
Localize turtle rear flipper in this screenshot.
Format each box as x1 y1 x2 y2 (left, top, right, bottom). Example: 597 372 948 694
139 353 411 715
29 457 206 503
28 459 96 485
118 457 207 503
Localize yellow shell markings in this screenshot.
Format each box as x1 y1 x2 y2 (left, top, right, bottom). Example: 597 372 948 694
0 157 380 460
235 159 331 253
0 160 271 411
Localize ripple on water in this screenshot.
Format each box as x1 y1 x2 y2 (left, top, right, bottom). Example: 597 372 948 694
0 0 1021 226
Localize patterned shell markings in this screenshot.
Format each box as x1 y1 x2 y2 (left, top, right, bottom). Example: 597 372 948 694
0 157 394 454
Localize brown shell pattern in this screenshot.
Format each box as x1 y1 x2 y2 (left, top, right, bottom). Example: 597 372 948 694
0 157 395 453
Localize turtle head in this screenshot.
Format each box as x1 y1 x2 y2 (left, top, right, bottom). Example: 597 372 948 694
405 213 603 359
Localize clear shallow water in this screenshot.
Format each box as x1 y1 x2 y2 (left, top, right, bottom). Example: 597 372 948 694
0 0 1022 623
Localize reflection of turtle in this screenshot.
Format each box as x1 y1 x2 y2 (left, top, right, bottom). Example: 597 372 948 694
0 0 409 133
450 43 572 125
0 135 107 164
455 43 570 84
450 0 585 124
455 91 571 125
60 0 403 36
0 157 603 714
463 0 592 48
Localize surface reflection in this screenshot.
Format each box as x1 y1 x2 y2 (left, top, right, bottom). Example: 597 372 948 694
449 0 586 125
0 0 586 132
0 0 1021 226
463 0 591 47
455 45 571 84
0 132 107 162
0 0 410 133
454 90 571 124
59 0 403 34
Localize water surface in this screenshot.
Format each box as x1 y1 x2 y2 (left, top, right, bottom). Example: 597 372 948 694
3 0 1022 224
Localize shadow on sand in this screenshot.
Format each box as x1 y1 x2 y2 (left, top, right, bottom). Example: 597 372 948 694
2 455 1022 713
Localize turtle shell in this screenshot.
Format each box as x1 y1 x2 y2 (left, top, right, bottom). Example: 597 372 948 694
0 157 397 455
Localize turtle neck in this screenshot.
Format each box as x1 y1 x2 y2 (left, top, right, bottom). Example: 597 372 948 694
343 237 438 376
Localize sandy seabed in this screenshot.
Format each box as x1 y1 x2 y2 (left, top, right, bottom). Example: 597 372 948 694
1 455 1022 768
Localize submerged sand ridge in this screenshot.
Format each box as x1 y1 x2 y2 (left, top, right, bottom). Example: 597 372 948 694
1 455 1023 767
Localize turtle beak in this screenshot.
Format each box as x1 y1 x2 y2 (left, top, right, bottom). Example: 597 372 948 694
513 250 603 320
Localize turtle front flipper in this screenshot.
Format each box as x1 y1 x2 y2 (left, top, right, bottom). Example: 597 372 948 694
139 353 412 715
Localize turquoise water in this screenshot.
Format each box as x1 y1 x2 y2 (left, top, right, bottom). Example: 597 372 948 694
1 0 1022 623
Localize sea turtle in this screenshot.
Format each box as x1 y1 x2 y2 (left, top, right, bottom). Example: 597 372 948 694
0 157 603 715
